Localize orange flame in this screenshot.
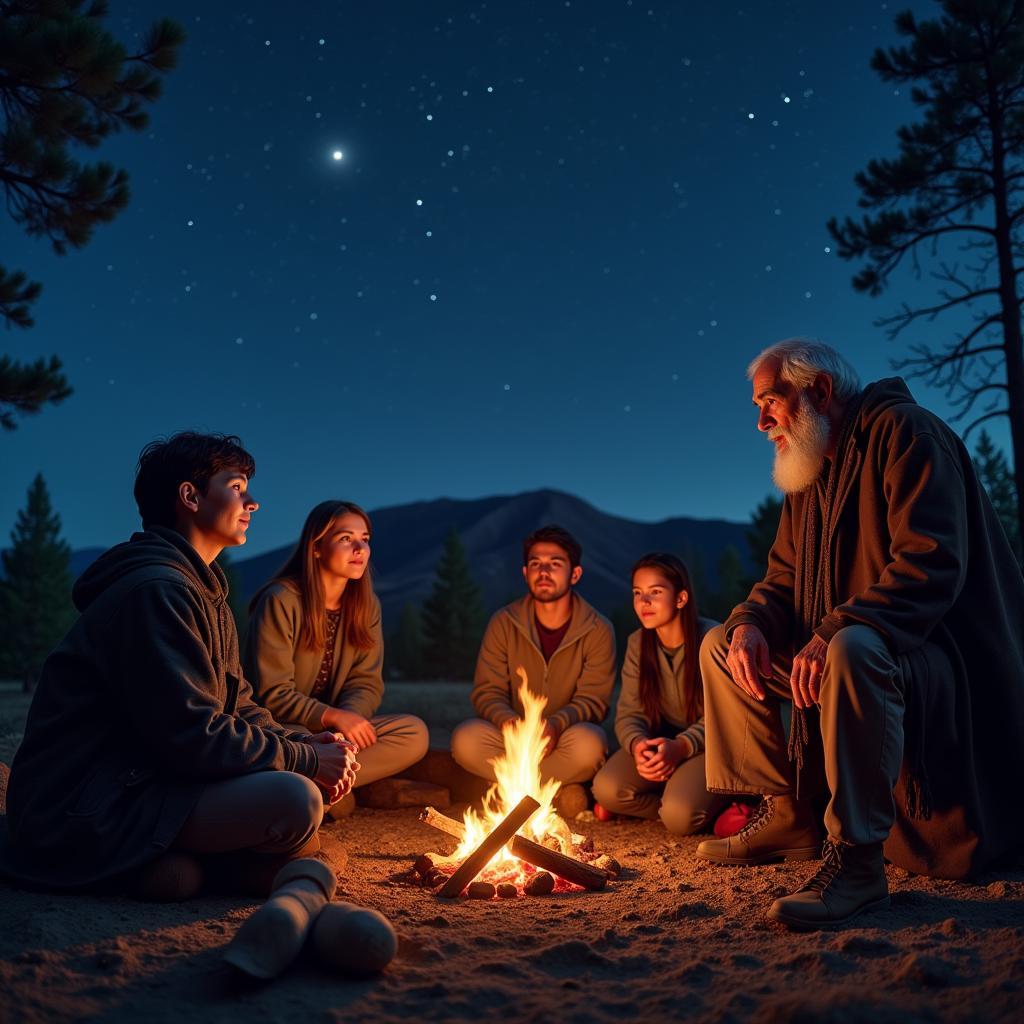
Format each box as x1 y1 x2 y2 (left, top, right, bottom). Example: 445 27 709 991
454 667 562 879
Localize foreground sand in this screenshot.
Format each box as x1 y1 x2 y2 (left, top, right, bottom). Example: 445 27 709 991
2 807 1023 1023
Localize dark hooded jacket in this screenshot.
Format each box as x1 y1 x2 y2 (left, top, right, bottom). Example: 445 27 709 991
1 527 318 888
725 378 1024 878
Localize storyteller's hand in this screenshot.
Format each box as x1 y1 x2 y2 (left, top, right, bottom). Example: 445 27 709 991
322 707 378 750
789 633 829 709
726 624 771 701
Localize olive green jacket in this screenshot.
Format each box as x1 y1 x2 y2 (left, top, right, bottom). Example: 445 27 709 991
244 582 384 730
473 592 615 734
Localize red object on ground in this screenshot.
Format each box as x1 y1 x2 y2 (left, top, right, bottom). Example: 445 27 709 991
713 801 755 838
593 802 615 822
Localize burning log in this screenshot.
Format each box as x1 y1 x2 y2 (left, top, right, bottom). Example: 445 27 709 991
438 795 541 898
420 806 609 892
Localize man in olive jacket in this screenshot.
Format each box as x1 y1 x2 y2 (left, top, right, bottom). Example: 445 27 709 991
1 433 356 897
696 340 1024 929
452 525 616 785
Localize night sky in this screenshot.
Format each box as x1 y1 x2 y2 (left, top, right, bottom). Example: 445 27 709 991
7 0 985 557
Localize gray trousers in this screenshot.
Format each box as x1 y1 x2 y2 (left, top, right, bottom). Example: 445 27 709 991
172 770 322 855
701 623 950 846
451 718 607 785
281 713 429 791
591 747 724 835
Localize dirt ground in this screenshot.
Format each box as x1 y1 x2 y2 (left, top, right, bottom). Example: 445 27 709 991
2 682 1024 1022
1 806 1023 1023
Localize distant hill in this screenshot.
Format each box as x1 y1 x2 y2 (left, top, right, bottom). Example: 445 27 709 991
232 489 754 629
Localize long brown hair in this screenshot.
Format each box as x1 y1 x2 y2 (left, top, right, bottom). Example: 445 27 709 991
632 552 702 730
251 500 376 652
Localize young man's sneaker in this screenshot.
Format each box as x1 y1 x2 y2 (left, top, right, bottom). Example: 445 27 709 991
593 802 615 822
695 794 819 865
712 801 755 838
767 838 889 929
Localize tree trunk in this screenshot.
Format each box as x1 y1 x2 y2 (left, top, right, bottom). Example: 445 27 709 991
987 99 1024 551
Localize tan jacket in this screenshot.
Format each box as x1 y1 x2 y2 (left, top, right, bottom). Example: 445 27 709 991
244 581 384 730
615 619 716 755
473 592 615 734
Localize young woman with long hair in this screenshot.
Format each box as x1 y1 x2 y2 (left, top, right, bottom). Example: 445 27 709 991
591 552 723 834
244 500 427 814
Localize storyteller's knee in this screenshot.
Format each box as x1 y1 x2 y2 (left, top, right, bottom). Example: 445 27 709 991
825 625 893 678
700 624 732 684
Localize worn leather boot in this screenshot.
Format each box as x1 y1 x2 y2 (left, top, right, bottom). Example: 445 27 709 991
694 794 818 865
767 838 889 930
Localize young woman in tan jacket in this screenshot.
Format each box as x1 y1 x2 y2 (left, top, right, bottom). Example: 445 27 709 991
591 553 723 835
244 501 427 815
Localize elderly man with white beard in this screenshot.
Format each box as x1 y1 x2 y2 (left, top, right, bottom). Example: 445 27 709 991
695 339 1024 930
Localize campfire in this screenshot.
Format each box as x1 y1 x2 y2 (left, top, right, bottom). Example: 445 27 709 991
413 668 622 898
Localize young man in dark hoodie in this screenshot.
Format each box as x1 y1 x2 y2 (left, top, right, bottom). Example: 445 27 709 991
2 433 357 899
696 340 1024 929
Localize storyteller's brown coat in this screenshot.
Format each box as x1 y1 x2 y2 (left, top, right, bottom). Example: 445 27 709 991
473 593 615 734
0 527 317 889
725 378 1024 878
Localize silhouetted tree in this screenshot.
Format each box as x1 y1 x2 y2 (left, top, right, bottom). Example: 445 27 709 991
388 602 425 679
704 544 748 622
0 354 72 430
0 1 184 426
974 429 1021 562
607 599 636 672
0 474 75 692
829 0 1024 547
745 493 783 590
420 529 486 680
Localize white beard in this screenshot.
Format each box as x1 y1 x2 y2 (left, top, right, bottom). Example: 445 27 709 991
770 394 831 494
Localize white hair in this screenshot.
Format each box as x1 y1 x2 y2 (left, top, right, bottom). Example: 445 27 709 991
747 338 862 402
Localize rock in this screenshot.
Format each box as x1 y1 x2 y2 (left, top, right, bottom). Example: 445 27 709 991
413 854 435 877
524 871 555 896
356 778 450 810
496 883 518 899
554 783 588 820
594 855 621 878
0 761 9 815
324 791 357 819
311 901 398 975
467 881 496 899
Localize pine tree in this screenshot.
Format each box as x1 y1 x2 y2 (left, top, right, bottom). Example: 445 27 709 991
705 545 748 622
828 0 1024 548
0 474 75 692
0 1 184 426
974 429 1022 563
745 494 783 588
420 529 486 680
387 602 425 680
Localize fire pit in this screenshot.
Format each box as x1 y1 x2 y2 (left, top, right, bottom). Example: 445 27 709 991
409 669 624 898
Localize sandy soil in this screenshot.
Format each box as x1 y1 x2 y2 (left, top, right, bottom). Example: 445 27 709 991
2 804 1023 1024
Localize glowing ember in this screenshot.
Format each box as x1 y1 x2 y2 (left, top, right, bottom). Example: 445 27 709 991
454 667 564 883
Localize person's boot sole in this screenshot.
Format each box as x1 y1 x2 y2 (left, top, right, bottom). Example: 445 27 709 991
696 845 820 866
766 894 891 930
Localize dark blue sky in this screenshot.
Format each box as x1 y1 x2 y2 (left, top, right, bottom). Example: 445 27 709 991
8 0 991 556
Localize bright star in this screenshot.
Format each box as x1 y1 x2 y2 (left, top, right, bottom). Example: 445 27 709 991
332 150 343 161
